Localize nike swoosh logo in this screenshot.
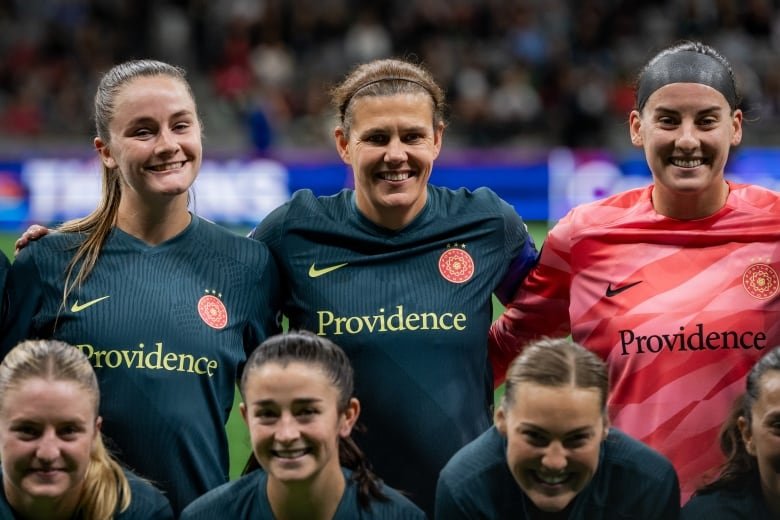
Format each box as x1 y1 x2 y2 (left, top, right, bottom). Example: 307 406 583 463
308 263 348 278
605 281 642 298
71 296 111 313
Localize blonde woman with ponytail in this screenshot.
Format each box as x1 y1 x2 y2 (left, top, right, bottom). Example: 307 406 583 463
0 340 173 519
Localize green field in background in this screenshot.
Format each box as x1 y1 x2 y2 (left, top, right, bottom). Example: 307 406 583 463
0 220 549 479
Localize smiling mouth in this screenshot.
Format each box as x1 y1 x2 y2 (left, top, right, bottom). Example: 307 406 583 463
669 158 704 168
147 161 185 172
378 171 412 181
532 471 572 486
271 448 311 459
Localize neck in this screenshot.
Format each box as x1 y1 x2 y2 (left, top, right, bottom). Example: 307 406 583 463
116 194 191 244
267 466 346 520
651 180 729 220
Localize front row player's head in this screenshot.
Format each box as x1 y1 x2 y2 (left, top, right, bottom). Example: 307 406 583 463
687 346 780 516
238 330 386 510
0 340 137 519
494 338 609 513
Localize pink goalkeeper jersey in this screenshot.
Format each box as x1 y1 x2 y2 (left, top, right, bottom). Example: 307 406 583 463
489 181 780 503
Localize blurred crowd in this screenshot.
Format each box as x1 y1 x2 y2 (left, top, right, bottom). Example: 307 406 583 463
2 0 780 153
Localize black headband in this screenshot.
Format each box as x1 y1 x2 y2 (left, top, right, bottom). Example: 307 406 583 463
636 50 738 111
339 77 433 118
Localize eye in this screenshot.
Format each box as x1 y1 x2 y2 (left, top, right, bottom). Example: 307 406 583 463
564 433 592 449
364 133 388 144
402 132 424 143
656 115 677 127
698 116 718 127
133 128 154 138
295 407 319 422
173 121 192 132
11 424 40 439
522 430 548 447
254 409 279 423
58 424 84 439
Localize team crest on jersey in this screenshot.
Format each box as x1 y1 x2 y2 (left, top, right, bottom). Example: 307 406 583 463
743 261 779 300
438 244 475 284
198 290 228 329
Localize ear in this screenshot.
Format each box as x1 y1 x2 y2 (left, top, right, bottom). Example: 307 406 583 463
95 137 117 170
629 110 643 147
738 415 756 456
239 402 248 426
731 109 743 147
95 416 103 434
334 127 351 165
338 397 360 438
494 405 507 436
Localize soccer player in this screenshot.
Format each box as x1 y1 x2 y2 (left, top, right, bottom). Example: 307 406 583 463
435 338 680 519
180 331 425 519
0 340 173 519
489 40 780 502
0 60 280 513
249 58 538 514
682 347 780 519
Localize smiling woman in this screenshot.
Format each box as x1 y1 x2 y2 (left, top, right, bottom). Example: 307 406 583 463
435 338 680 519
0 60 280 514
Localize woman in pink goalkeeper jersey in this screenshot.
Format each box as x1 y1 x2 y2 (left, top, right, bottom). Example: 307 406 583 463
489 40 780 504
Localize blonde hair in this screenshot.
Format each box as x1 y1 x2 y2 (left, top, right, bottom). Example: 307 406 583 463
58 59 196 308
0 340 132 519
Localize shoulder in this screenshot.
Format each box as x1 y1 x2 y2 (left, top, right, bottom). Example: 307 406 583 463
251 189 352 240
194 216 274 264
340 469 426 519
179 471 264 519
120 470 174 518
600 428 677 483
682 487 772 519
562 185 651 228
428 185 510 213
439 426 506 492
726 182 780 214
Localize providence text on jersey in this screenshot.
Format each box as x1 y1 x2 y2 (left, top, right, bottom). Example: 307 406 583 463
619 323 767 355
317 305 468 335
75 342 219 375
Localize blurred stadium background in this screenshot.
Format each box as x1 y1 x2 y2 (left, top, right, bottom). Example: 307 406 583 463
3 0 780 478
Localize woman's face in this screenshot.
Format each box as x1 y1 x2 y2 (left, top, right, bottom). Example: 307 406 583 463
495 383 607 513
0 378 99 511
740 370 780 511
335 92 444 230
95 75 202 208
629 82 742 218
241 362 359 487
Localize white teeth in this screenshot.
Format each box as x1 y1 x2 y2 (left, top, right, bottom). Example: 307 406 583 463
149 162 184 172
274 449 307 459
536 472 568 485
381 172 409 181
671 158 703 168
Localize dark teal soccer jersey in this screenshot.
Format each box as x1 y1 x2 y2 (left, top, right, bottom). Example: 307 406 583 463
251 186 537 513
0 467 174 519
1 216 280 513
435 427 680 519
682 480 775 519
179 467 426 519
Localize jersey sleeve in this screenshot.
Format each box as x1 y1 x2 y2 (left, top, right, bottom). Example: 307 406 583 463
243 248 282 360
493 199 538 305
0 246 43 356
434 477 475 520
488 217 573 386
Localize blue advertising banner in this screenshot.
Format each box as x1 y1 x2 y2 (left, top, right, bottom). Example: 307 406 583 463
0 147 776 230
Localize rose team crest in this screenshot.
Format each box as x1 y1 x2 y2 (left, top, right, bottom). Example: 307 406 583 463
198 291 228 329
439 245 475 284
743 262 779 300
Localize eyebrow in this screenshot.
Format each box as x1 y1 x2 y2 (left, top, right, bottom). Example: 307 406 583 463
252 398 323 407
127 110 195 126
652 105 723 114
518 423 595 435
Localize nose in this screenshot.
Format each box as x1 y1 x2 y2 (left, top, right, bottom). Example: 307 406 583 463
541 441 567 471
275 413 301 443
35 431 61 462
675 120 699 152
155 128 180 156
384 136 407 164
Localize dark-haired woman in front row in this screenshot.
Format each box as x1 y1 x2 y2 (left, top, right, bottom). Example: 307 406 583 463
435 338 680 519
682 346 780 519
180 330 425 520
0 340 173 519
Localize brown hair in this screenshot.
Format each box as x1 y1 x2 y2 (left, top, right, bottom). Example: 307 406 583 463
696 346 780 494
502 337 609 412
241 330 388 510
0 340 132 519
58 59 197 308
330 58 447 137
